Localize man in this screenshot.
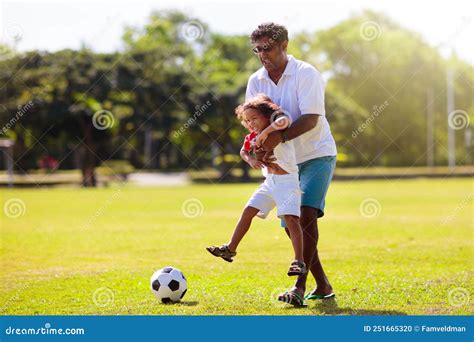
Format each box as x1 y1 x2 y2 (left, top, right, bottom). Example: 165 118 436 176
246 22 337 306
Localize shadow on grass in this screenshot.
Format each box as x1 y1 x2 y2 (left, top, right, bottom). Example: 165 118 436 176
177 301 199 306
284 298 407 315
160 300 199 307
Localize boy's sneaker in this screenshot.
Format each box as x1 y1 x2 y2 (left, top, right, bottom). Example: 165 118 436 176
206 245 236 262
287 260 307 276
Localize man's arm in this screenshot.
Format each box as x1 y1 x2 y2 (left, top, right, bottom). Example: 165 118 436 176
261 114 320 151
255 115 290 147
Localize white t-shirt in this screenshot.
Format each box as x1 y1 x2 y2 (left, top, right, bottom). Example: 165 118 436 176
272 139 298 175
248 115 298 176
246 55 337 164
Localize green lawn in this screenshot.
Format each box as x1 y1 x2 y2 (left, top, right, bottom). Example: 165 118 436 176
0 178 472 315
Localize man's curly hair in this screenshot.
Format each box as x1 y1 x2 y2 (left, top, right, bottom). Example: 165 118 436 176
235 94 283 130
250 22 289 45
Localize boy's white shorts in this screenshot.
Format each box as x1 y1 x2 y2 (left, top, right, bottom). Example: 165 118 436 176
246 173 301 219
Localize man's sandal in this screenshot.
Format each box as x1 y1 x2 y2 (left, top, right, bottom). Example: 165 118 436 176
206 245 236 262
277 288 307 307
305 292 336 300
287 260 307 276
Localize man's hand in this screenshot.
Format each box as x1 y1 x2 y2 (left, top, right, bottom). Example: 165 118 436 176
254 146 276 163
261 130 283 151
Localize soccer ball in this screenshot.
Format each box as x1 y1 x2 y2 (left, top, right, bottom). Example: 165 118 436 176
150 266 187 303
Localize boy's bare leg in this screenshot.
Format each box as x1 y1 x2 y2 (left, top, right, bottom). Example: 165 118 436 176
227 206 260 252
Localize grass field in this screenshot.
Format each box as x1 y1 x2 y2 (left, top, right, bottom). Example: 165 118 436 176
0 178 472 315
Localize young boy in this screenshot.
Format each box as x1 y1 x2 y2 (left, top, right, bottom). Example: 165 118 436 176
206 94 306 276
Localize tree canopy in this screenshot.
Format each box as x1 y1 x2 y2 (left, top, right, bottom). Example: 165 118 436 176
0 10 472 185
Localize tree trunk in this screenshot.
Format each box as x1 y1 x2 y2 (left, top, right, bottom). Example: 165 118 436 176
80 114 97 187
14 133 28 173
218 99 234 182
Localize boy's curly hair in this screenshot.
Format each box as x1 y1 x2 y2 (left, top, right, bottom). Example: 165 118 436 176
250 22 289 44
235 94 283 130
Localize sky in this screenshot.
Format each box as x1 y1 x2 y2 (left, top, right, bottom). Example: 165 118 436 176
1 0 473 63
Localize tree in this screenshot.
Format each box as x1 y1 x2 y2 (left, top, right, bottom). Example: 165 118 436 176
174 33 260 180
296 10 472 166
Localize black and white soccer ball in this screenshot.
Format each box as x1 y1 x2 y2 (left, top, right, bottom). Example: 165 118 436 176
150 266 187 303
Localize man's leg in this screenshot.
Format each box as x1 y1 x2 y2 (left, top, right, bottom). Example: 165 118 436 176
286 207 332 296
281 156 336 298
299 156 336 296
300 207 332 295
283 214 304 262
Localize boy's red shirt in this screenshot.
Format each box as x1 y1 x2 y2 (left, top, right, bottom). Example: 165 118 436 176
242 131 258 152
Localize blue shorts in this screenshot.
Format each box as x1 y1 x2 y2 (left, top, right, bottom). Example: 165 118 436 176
281 155 336 227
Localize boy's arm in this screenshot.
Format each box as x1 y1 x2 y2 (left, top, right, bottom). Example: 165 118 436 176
240 148 265 169
240 149 251 163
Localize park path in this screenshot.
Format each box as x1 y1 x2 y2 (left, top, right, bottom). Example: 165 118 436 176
127 172 190 186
